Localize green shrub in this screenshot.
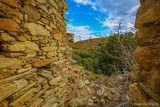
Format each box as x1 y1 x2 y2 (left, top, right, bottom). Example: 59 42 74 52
99 32 136 73
73 32 136 75
73 50 100 74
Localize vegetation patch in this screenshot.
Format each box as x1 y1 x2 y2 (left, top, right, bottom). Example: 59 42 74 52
73 32 136 75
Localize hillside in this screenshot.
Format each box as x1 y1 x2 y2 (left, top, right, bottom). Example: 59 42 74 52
73 37 108 51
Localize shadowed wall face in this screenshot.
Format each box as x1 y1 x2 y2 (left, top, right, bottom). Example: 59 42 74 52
130 0 160 106
0 0 70 106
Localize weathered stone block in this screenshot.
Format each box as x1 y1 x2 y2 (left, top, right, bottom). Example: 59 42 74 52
139 83 160 104
36 0 46 4
2 41 39 52
0 33 16 42
53 33 64 41
38 69 53 80
148 68 160 94
135 2 160 28
0 2 22 19
48 0 58 9
0 100 8 107
49 76 62 86
30 98 43 107
24 23 51 36
59 47 66 51
16 66 32 74
0 19 19 31
0 58 22 69
0 0 19 8
41 46 57 51
136 25 160 46
19 34 31 41
9 82 36 101
135 46 160 70
23 5 41 21
33 58 57 68
29 85 49 104
129 83 149 107
9 88 37 107
0 69 34 85
42 97 56 107
0 79 28 102
47 51 57 58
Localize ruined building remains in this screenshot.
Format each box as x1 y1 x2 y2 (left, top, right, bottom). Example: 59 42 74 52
0 0 72 106
130 0 160 106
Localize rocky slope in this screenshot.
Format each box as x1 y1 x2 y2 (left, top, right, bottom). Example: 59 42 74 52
66 63 132 107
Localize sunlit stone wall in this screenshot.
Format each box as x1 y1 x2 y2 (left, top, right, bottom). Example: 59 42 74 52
0 0 71 106
130 0 160 106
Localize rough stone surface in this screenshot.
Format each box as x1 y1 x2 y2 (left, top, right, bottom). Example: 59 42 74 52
0 19 19 31
0 58 23 68
33 58 57 68
41 46 57 51
2 41 39 52
0 0 70 106
0 0 19 8
23 5 41 21
130 0 160 106
0 33 16 42
24 23 51 36
0 79 28 102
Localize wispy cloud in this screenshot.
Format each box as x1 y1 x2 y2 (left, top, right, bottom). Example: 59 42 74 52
71 0 139 32
67 24 96 41
72 0 97 10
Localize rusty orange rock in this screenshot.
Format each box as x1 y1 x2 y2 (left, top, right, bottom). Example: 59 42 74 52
0 19 19 31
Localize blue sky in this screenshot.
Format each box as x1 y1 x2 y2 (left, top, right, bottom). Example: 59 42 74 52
66 0 140 41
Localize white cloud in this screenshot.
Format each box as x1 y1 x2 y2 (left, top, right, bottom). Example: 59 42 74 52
102 15 120 28
102 15 136 33
95 17 100 21
72 0 139 33
72 0 97 10
72 0 139 15
94 0 139 14
67 24 96 41
72 0 92 5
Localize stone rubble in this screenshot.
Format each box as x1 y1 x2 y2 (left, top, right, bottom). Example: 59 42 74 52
66 68 132 107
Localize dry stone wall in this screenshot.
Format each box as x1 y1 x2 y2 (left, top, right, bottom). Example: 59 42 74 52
0 0 71 106
130 0 160 106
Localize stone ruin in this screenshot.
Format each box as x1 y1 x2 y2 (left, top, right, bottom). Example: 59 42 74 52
0 0 160 107
0 0 72 106
129 0 160 106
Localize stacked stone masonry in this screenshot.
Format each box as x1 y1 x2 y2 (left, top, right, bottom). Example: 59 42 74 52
130 0 160 106
0 0 71 107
